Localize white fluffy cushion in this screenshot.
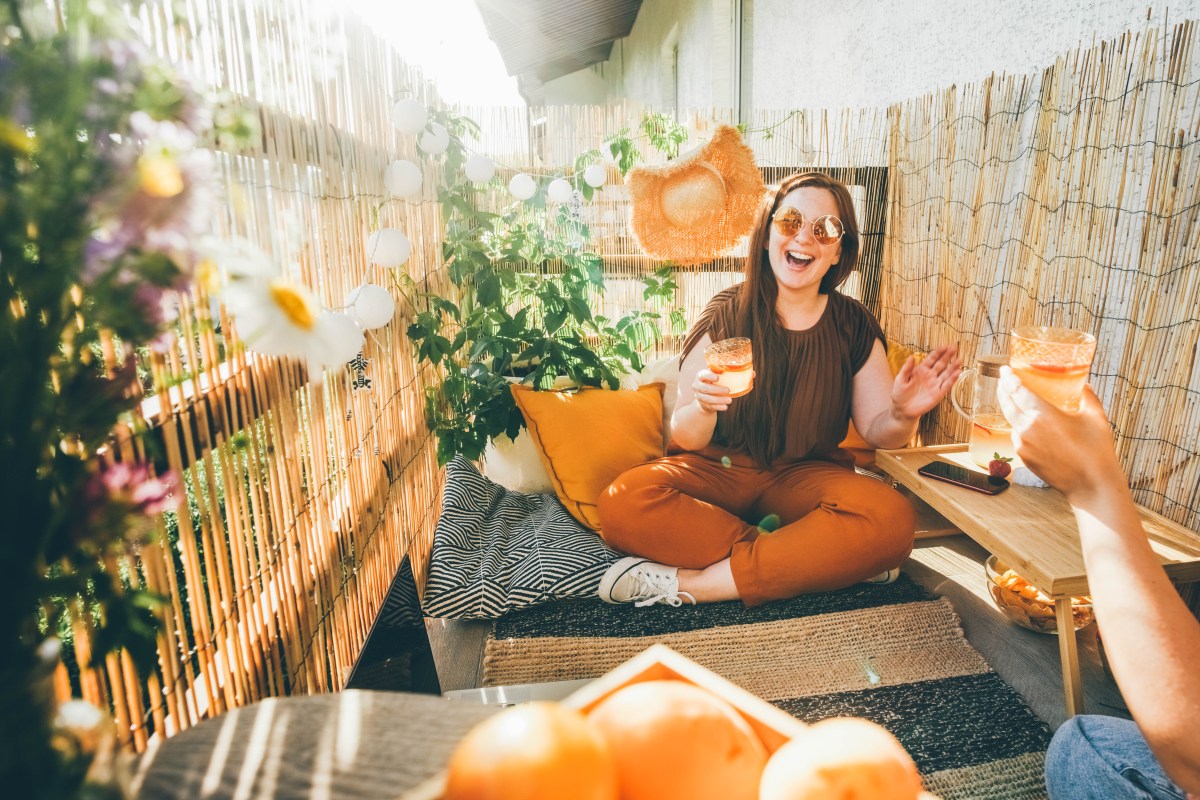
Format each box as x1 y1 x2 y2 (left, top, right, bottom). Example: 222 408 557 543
484 355 681 493
482 429 556 494
623 354 681 448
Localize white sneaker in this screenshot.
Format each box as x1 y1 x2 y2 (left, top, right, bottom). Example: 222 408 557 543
864 567 902 585
598 557 697 607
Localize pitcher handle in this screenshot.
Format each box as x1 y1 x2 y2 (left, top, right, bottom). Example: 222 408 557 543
950 369 975 421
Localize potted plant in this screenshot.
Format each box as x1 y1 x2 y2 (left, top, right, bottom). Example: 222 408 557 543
403 111 688 465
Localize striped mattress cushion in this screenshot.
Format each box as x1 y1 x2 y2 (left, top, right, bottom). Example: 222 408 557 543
421 456 622 619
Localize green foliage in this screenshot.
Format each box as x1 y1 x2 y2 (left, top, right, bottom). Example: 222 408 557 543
602 128 640 174
639 112 690 159
404 116 681 465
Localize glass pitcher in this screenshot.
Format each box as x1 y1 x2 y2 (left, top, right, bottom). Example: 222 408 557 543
950 354 1020 468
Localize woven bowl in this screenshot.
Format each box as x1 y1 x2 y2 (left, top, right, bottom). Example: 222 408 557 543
984 555 1094 634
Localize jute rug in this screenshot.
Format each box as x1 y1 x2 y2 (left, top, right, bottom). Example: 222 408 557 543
483 576 1050 800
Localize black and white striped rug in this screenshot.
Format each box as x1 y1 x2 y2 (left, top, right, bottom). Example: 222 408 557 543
483 576 1051 800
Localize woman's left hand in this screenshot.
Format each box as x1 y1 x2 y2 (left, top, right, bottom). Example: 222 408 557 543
891 344 961 419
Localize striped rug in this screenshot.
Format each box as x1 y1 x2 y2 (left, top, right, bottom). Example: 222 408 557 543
483 576 1050 800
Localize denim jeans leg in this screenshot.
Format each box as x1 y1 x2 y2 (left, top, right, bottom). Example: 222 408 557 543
1045 715 1187 800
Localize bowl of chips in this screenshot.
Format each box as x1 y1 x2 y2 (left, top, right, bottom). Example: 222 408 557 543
984 555 1094 634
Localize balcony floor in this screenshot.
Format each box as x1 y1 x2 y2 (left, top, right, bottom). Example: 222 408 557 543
425 534 1128 730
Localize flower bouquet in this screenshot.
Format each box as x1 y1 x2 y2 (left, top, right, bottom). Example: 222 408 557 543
0 2 248 795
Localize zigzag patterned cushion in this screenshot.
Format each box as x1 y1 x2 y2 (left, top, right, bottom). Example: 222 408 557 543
421 456 623 619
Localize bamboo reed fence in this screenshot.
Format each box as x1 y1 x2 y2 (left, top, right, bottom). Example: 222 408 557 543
880 21 1200 526
54 0 1200 755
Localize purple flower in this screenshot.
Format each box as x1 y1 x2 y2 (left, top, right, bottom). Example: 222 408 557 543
99 462 181 516
131 282 180 328
84 120 218 283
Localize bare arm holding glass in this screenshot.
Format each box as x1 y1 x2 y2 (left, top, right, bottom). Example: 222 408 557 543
998 367 1200 795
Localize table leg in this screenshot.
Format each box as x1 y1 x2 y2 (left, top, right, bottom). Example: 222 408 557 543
1056 596 1084 716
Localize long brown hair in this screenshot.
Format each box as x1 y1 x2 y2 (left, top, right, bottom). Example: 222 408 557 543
692 171 861 465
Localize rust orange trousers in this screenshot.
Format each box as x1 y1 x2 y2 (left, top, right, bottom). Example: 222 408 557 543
597 453 916 607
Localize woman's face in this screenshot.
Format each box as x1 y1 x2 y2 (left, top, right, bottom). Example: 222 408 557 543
766 185 843 299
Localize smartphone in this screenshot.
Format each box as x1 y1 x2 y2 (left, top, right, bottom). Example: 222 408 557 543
917 460 1010 495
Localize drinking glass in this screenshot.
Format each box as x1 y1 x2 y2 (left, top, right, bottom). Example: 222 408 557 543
1009 326 1097 412
704 337 754 397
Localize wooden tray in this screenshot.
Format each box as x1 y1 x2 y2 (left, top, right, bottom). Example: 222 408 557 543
403 643 807 799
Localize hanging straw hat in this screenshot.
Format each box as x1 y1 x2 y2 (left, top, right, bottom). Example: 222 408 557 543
627 124 766 266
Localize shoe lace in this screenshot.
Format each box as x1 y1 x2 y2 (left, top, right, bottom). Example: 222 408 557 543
627 567 696 608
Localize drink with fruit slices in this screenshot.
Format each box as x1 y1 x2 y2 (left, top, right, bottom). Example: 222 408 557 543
704 337 754 398
969 412 1021 468
1009 326 1096 412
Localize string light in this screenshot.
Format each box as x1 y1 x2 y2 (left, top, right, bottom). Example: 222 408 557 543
365 228 411 267
418 122 450 155
508 173 536 201
384 159 423 198
583 164 607 188
547 178 573 204
391 98 428 134
346 283 395 330
464 154 495 184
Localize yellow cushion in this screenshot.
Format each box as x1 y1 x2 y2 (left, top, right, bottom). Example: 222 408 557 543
511 383 665 531
840 342 919 468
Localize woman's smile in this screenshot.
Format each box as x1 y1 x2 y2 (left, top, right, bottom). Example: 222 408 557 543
784 249 816 269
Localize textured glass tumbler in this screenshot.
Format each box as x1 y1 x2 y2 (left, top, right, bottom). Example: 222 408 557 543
1010 326 1097 412
704 337 754 398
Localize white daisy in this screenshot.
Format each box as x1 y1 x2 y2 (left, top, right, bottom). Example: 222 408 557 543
222 277 363 377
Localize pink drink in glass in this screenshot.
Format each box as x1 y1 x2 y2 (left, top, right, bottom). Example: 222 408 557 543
1010 327 1097 412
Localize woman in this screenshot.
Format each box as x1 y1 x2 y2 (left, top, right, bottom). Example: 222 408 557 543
596 171 961 607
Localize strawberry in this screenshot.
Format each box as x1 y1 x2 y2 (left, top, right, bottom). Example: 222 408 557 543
988 453 1014 480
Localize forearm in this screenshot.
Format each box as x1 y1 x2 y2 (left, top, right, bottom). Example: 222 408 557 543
669 401 718 452
862 405 920 450
1070 483 1200 793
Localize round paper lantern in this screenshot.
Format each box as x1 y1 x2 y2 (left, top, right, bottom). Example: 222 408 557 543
346 283 395 330
464 154 495 184
583 164 607 188
419 123 450 155
391 98 428 135
547 178 573 204
365 228 411 267
322 311 366 365
384 160 422 198
508 173 537 201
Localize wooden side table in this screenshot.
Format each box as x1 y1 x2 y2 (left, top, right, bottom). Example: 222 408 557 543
877 444 1200 716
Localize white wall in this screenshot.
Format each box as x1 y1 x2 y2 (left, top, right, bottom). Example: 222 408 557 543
542 0 736 108
543 67 611 105
748 0 1198 109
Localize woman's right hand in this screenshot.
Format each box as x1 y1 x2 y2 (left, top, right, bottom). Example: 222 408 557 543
692 369 734 414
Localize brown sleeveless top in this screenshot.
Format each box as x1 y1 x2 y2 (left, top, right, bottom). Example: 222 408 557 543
679 285 886 468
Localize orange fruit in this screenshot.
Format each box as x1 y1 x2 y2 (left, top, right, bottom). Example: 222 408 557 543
443 701 618 800
759 717 922 800
586 680 767 800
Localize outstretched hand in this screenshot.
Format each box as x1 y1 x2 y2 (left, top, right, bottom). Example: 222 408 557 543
891 345 961 419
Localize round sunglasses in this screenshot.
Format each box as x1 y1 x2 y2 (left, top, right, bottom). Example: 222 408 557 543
771 207 846 245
